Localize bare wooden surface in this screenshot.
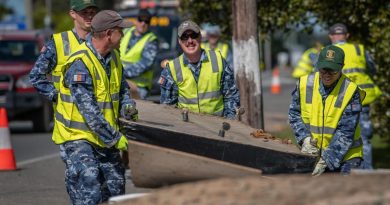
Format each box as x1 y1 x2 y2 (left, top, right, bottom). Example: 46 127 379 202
128 140 262 188
122 100 302 155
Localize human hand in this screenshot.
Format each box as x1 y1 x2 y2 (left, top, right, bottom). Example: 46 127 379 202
121 104 138 121
115 135 128 151
312 157 327 176
301 137 319 155
160 59 169 68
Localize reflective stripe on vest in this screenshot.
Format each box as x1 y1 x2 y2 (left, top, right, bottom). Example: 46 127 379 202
335 43 382 105
299 72 363 161
201 42 229 59
168 50 224 116
52 43 122 147
119 27 157 89
52 31 82 91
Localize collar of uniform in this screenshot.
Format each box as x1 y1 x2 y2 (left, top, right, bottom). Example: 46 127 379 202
334 40 346 45
85 38 112 66
182 49 208 66
72 28 85 43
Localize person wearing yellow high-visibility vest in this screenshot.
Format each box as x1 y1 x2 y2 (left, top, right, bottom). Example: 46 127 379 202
292 42 323 78
120 9 158 100
328 23 382 170
159 20 240 119
30 0 99 106
289 45 364 176
201 24 233 68
52 10 136 204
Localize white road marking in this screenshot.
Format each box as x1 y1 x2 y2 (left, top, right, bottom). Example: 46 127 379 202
17 153 59 166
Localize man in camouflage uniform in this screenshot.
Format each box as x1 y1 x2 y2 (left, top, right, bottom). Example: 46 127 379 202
328 23 382 169
159 20 240 119
30 0 99 104
119 9 158 100
52 11 136 205
289 45 364 176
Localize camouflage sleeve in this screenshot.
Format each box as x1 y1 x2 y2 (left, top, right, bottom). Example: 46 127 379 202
322 89 361 170
65 60 122 147
29 38 58 102
122 38 158 78
288 83 311 145
225 48 234 68
159 65 178 105
365 50 376 77
221 58 240 119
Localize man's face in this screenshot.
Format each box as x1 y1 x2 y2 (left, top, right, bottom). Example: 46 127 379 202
178 30 201 56
108 27 124 50
207 33 220 45
329 33 348 43
70 7 98 31
319 68 341 87
135 17 150 34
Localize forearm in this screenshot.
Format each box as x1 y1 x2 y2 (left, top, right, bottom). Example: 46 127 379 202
221 60 240 119
159 67 178 105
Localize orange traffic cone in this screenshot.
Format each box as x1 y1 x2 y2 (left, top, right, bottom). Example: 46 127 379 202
0 107 17 171
271 68 281 94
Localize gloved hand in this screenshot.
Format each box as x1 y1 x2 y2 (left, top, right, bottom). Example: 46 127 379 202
301 137 319 155
312 157 327 176
121 104 138 121
115 135 128 151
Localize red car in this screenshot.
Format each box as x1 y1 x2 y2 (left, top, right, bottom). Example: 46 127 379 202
0 30 53 132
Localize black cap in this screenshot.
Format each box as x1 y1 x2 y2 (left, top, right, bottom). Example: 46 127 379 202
91 10 132 32
329 23 348 35
138 9 152 22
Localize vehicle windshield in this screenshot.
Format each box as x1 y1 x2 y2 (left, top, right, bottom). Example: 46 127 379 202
0 40 39 62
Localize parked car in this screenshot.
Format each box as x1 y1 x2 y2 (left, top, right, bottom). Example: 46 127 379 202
0 30 53 132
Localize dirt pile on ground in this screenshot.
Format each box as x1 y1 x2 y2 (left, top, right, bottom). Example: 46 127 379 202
122 173 390 205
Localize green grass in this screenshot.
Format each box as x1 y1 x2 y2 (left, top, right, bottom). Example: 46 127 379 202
271 126 390 169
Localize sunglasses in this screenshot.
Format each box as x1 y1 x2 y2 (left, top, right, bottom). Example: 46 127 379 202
319 69 339 75
180 32 200 41
138 17 150 24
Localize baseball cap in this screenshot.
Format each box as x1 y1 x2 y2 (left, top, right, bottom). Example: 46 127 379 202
178 20 201 38
138 9 152 22
206 25 221 36
329 23 348 35
70 0 98 11
316 45 345 71
91 10 132 32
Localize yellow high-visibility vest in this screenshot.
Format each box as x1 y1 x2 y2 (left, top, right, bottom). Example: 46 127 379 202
299 72 363 161
52 30 82 91
52 43 122 147
201 42 229 59
119 27 157 89
168 50 224 116
335 43 382 105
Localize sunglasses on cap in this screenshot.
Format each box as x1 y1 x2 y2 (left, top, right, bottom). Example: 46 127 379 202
138 17 150 24
180 32 200 41
319 68 339 75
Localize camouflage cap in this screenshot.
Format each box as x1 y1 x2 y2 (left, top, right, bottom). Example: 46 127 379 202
178 20 200 37
316 45 345 71
70 0 98 11
91 10 132 32
329 23 348 35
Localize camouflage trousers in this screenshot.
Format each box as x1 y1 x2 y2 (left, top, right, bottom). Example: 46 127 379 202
60 140 125 205
360 106 373 169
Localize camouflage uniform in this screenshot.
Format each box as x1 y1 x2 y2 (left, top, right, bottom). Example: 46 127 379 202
29 29 84 102
159 49 240 119
288 76 362 174
122 30 158 99
60 37 134 204
334 40 376 169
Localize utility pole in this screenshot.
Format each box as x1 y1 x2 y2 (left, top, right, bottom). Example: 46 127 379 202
232 0 264 129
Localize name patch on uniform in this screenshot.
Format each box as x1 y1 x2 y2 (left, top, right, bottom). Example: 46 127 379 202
73 74 86 82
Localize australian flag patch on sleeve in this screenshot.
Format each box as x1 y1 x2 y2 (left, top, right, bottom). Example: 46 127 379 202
73 73 86 82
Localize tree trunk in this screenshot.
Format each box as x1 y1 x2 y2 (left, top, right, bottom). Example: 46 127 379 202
232 0 264 129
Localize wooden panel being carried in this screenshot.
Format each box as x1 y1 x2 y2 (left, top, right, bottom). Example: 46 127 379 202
120 100 316 175
128 140 262 188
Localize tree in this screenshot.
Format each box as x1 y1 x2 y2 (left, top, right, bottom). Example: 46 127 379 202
179 0 390 139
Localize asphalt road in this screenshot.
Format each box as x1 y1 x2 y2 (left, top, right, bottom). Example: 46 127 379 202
0 68 296 204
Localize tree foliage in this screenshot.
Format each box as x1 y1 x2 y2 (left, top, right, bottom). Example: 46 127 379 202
180 0 390 138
